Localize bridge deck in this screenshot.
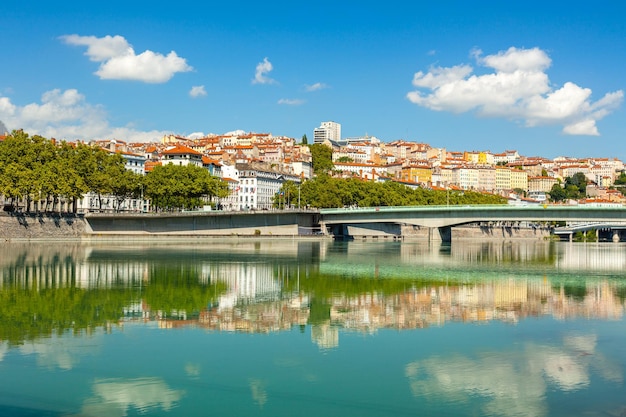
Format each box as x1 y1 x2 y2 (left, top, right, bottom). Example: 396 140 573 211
320 204 626 228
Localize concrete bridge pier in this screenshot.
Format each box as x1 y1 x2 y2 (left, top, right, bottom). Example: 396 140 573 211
429 226 451 243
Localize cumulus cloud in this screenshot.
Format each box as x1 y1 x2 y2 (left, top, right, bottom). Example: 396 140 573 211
304 82 328 92
60 34 193 83
252 57 276 85
407 47 623 136
0 89 168 142
277 98 305 106
189 85 207 98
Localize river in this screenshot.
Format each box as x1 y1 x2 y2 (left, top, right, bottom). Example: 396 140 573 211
0 240 625 417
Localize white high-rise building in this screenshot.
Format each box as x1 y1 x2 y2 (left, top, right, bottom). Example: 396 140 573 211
313 121 341 144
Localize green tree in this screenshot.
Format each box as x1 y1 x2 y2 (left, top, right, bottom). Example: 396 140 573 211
548 183 567 202
296 176 505 208
613 171 626 196
144 164 228 211
111 169 144 212
309 144 334 174
565 172 587 197
301 134 308 145
274 180 301 209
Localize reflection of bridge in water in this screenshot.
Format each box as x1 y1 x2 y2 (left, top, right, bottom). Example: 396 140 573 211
320 205 626 242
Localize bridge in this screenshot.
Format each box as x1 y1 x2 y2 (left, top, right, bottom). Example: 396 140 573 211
78 204 626 243
319 205 626 242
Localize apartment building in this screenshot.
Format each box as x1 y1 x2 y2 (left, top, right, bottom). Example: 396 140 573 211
314 121 341 144
235 163 302 210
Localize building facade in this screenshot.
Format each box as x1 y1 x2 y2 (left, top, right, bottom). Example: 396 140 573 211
314 121 341 144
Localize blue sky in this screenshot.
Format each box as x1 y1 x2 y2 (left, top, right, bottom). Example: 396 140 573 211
1 1 625 160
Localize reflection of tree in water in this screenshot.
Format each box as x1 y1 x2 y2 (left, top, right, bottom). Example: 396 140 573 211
0 256 226 345
0 286 137 346
142 263 227 317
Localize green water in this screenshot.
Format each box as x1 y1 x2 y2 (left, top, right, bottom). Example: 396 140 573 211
0 240 625 417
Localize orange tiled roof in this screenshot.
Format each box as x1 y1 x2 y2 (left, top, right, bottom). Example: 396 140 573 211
162 143 202 155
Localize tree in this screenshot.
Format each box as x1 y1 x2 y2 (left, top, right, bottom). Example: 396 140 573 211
548 183 567 202
301 134 308 145
309 143 333 174
111 169 143 212
565 172 587 197
144 164 228 211
613 171 626 196
336 156 354 163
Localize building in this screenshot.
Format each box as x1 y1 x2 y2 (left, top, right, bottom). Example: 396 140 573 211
235 163 302 210
314 121 341 144
528 176 558 193
162 144 203 167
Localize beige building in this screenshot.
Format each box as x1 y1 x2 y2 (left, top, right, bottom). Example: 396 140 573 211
495 167 512 191
510 169 529 191
476 166 496 192
528 176 558 193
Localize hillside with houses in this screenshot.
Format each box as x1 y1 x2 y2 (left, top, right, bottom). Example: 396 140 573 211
1 123 625 213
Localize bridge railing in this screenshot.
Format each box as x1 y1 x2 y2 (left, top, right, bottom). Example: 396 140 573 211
320 204 625 214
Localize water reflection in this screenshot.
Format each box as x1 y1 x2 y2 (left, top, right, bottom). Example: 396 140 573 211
1 241 625 349
0 240 625 417
78 377 184 417
405 332 623 417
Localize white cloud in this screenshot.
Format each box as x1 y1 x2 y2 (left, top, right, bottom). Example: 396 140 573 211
304 82 328 92
0 89 169 142
187 132 206 139
278 98 305 106
61 34 193 83
189 85 207 98
407 47 623 136
252 57 276 85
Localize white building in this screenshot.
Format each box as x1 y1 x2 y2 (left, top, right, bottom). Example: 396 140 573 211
314 121 341 144
224 163 302 210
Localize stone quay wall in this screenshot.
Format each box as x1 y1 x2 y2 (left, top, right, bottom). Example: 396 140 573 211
2 211 552 241
0 212 87 241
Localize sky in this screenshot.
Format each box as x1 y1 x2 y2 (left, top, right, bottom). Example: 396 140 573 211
1 0 625 160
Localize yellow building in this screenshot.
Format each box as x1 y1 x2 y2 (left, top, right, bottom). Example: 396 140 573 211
401 165 432 184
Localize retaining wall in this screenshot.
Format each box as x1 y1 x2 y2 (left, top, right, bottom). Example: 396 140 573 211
0 212 86 240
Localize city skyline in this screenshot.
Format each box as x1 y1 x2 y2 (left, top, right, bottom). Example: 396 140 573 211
1 1 625 160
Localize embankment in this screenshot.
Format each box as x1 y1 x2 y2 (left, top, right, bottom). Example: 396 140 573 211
0 212 86 240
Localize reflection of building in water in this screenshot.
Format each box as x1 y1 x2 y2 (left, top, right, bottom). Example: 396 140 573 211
77 262 150 287
311 324 339 349
208 263 282 308
327 278 623 335
196 296 310 333
2 243 625 349
556 244 626 270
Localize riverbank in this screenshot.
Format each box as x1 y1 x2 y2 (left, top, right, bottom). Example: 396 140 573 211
0 212 86 241
1 212 553 241
0 212 325 241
